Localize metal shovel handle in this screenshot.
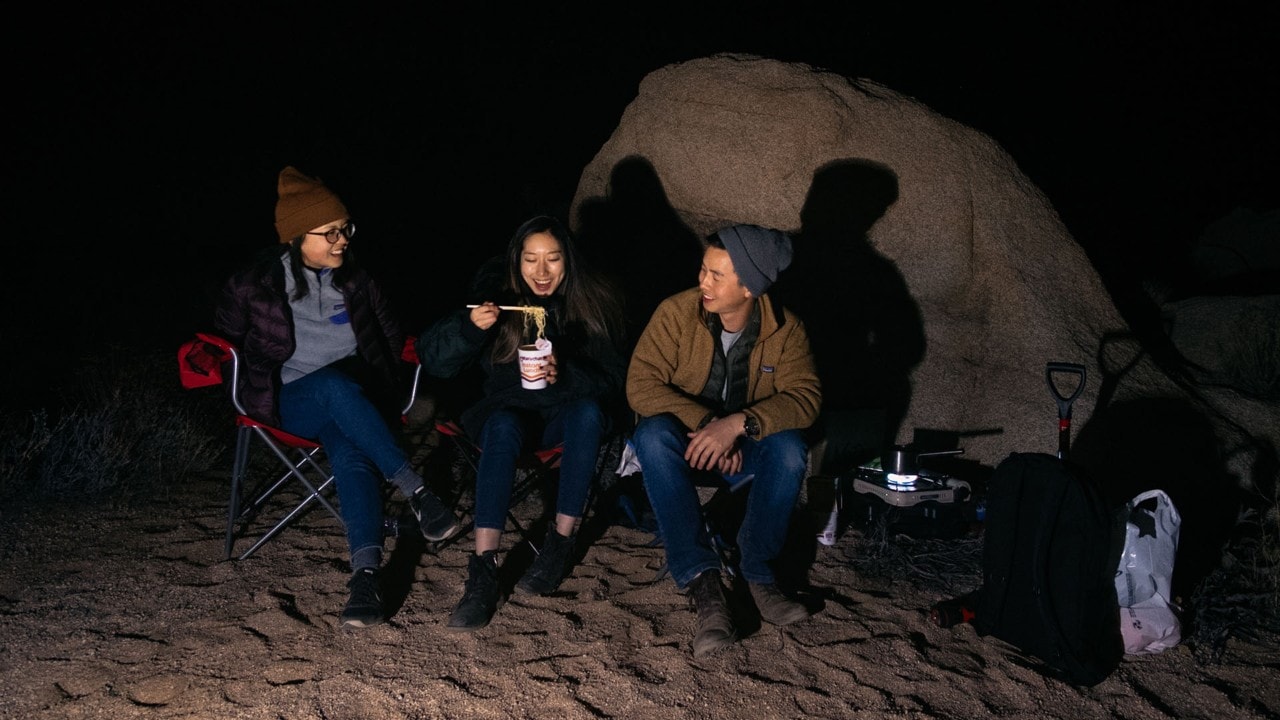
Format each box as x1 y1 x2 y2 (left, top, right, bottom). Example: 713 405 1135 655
1046 362 1086 459
1045 362 1086 420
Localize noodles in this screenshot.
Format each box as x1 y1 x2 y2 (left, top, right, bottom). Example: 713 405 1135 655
467 303 547 341
522 305 547 341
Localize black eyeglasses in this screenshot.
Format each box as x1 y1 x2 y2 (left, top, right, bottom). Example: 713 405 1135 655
306 222 356 244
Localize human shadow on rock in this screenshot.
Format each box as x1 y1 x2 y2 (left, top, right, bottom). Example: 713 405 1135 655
574 155 704 353
1072 396 1244 604
773 159 926 464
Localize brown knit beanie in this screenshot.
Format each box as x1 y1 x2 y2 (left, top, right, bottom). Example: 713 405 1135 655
274 166 349 243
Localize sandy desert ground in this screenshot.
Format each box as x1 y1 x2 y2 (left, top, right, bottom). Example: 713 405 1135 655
1 460 1278 720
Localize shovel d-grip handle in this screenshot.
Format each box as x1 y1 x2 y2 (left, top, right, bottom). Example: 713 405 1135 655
1046 362 1086 459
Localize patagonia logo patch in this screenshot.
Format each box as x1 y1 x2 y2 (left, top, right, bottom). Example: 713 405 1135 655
761 365 776 373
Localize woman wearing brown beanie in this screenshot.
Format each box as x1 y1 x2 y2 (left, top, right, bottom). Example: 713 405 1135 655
214 165 461 628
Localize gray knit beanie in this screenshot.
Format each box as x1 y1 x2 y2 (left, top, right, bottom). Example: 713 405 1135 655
716 224 793 297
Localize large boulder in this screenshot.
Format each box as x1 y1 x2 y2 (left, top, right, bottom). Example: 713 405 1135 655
570 54 1278 491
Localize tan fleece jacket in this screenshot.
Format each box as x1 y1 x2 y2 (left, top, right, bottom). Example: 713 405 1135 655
626 287 822 437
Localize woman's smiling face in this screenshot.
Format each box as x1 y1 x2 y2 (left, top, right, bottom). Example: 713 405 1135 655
520 231 565 297
299 218 351 270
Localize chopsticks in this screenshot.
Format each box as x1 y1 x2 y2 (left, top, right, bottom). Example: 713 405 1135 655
465 304 540 312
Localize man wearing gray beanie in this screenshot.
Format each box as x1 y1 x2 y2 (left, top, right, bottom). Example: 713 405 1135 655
626 223 822 658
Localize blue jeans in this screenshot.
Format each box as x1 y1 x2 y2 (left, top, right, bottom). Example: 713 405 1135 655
473 398 606 531
279 366 409 561
633 413 808 589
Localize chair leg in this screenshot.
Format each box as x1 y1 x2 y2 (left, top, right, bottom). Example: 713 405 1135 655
226 425 252 560
702 484 749 579
254 430 344 524
238 474 338 560
506 471 537 552
433 427 574 554
236 437 345 560
234 438 318 529
225 428 346 561
237 460 300 525
439 435 480 545
506 460 566 553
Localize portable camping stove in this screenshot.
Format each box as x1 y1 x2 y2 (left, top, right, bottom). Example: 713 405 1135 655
849 460 971 508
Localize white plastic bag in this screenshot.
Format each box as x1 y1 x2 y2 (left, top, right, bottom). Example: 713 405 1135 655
616 439 642 477
1115 489 1182 654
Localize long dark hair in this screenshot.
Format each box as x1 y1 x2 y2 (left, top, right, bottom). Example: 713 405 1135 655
490 215 623 363
285 236 358 301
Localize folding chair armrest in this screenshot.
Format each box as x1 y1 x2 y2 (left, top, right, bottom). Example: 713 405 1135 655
180 333 234 390
400 335 424 417
196 332 235 353
402 335 420 363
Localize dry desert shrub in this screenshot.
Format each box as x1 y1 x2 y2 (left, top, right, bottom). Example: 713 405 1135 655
0 343 225 509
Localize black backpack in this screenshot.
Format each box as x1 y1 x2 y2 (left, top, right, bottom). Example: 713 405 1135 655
972 452 1126 686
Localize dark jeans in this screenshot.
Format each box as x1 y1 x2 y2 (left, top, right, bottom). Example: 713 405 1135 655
279 367 409 561
472 397 607 531
632 413 808 589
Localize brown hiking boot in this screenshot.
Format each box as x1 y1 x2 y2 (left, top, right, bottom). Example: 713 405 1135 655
688 569 736 658
749 582 810 626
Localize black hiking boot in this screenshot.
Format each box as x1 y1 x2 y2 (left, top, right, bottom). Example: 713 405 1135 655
447 550 500 632
340 567 385 628
410 486 462 542
516 527 576 596
688 569 736 658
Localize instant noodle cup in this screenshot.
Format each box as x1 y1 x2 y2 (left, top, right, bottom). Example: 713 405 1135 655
518 338 553 389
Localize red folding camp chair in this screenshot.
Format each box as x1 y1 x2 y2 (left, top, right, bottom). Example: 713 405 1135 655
433 419 564 552
402 337 616 556
178 333 425 560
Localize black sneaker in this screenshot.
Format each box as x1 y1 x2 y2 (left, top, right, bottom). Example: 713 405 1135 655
340 568 385 628
447 551 500 632
515 527 576 595
410 486 462 542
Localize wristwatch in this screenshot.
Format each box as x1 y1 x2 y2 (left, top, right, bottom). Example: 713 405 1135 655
743 414 761 439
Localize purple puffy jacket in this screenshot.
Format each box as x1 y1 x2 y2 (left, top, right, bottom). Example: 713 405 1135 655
213 246 403 427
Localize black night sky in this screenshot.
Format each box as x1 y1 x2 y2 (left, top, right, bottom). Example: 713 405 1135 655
8 4 1278 411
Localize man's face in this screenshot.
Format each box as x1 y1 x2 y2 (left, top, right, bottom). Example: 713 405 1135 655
698 246 752 316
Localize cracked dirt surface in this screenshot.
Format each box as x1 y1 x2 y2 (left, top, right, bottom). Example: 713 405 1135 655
1 471 1277 720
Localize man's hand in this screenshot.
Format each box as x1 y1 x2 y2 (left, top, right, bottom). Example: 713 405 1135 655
684 413 746 471
716 446 743 475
